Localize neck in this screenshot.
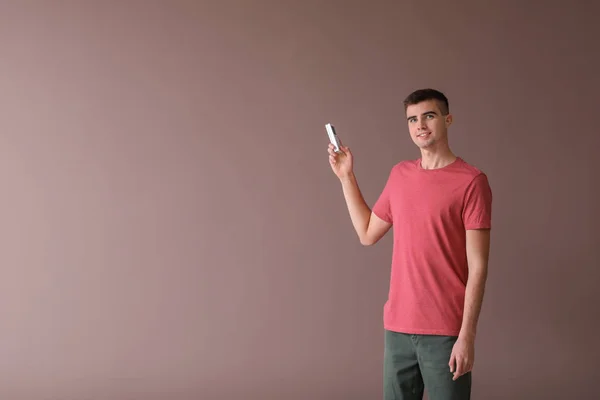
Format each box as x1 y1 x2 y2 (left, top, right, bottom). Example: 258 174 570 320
419 144 456 170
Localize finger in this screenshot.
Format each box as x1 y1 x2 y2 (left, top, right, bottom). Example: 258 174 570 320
453 359 463 380
466 360 473 373
448 354 455 373
329 155 336 165
453 369 461 380
463 359 471 373
457 359 469 380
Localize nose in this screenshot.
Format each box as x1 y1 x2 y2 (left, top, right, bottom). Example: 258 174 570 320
417 118 427 130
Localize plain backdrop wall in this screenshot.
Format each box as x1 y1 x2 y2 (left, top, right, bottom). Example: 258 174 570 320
0 1 598 399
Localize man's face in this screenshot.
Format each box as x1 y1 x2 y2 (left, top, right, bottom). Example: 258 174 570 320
406 100 452 149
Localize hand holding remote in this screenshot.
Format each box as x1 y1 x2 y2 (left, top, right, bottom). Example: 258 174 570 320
328 142 353 180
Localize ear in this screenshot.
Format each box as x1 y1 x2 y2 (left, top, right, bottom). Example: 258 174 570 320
445 114 453 127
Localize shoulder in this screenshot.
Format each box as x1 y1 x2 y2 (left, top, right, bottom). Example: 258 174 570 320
455 158 490 184
378 159 418 188
379 159 419 185
455 159 493 203
389 158 420 175
455 157 485 175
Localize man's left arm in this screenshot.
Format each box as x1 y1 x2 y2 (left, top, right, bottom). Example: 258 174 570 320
449 228 491 380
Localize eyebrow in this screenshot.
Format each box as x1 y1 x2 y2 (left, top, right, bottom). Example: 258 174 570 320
407 111 438 121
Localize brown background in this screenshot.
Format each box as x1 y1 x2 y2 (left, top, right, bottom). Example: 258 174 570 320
0 1 598 399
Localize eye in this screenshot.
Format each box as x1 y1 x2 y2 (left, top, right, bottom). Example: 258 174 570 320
426 114 434 119
408 118 416 123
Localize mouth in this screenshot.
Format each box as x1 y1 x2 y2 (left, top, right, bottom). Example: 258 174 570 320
417 132 431 139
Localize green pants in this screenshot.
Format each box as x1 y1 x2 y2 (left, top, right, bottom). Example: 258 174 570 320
383 330 471 400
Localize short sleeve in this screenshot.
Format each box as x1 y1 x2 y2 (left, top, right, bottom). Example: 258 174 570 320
462 173 492 230
372 169 394 224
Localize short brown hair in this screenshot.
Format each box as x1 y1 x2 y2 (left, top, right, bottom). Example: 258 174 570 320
403 88 449 115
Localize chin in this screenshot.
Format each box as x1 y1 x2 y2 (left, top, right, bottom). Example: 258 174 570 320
416 140 434 149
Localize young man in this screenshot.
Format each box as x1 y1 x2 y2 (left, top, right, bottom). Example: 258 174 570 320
327 89 492 400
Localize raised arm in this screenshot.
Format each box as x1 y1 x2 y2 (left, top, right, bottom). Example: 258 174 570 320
339 172 392 245
328 143 392 246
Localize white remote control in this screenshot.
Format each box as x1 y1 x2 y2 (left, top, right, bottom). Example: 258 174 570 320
325 123 342 153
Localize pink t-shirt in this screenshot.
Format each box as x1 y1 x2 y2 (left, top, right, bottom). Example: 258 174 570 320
372 157 492 336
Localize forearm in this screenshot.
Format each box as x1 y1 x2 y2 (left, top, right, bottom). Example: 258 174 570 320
459 266 488 339
459 229 491 339
339 172 372 243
